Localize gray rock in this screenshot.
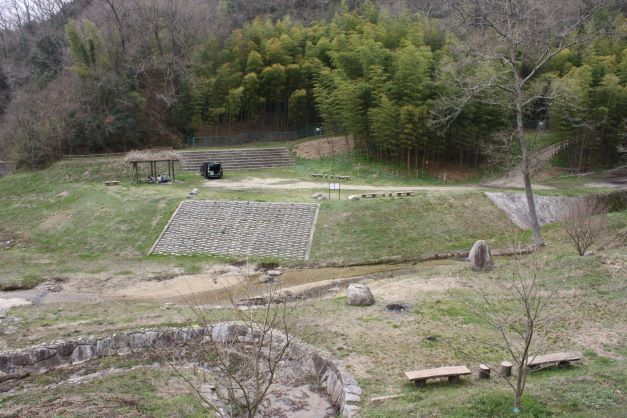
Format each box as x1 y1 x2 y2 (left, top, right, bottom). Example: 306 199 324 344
347 195 360 201
346 283 375 306
1 326 17 335
70 344 96 364
311 192 324 199
258 274 273 283
57 341 77 357
342 404 360 418
468 240 493 270
266 269 282 277
583 250 594 257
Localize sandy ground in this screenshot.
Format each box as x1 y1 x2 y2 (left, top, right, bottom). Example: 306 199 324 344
111 273 245 301
368 275 460 300
0 298 31 317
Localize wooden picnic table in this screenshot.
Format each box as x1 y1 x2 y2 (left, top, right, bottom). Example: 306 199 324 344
528 352 581 369
405 365 471 387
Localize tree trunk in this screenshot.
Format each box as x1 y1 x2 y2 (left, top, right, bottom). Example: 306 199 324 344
516 88 544 247
515 362 524 409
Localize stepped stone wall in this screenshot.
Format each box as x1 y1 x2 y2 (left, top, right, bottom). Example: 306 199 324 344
150 200 319 260
0 323 361 417
179 147 294 171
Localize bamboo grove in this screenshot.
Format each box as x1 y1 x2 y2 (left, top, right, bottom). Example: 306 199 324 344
0 1 624 169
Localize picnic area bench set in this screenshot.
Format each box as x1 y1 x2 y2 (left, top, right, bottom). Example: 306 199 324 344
360 192 412 199
310 173 351 180
405 352 581 387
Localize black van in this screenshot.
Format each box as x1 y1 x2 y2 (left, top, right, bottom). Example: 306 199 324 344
200 162 223 179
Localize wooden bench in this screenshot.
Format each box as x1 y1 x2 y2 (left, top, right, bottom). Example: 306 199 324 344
310 173 324 178
528 352 581 370
405 365 471 387
103 180 120 186
336 175 351 180
361 193 379 198
395 191 412 197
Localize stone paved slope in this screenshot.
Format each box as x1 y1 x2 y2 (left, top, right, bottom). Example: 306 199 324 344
150 200 319 260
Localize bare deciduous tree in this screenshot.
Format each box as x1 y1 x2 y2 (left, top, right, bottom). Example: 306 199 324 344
171 279 320 418
442 0 610 247
453 247 567 412
559 196 609 256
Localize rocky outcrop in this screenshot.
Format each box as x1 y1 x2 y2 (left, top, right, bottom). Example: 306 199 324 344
0 323 361 417
347 283 375 306
469 240 493 270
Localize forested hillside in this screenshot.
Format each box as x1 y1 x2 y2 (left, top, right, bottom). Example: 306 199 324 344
0 0 625 170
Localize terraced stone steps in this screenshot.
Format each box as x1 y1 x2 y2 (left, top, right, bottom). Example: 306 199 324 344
178 148 294 171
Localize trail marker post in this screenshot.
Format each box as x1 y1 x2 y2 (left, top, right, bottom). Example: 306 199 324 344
329 182 340 200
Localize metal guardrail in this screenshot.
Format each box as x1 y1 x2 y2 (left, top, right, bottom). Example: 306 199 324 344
61 152 127 160
61 147 174 160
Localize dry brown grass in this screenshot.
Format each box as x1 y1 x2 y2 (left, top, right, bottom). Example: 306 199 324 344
559 196 609 256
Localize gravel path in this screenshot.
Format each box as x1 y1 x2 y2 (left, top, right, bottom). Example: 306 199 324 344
482 141 566 189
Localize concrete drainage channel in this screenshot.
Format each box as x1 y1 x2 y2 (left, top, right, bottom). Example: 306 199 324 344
0 323 361 417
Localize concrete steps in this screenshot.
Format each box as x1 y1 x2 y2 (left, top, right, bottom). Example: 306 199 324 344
178 148 294 171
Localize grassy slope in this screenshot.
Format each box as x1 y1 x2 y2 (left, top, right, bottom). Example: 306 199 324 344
311 193 518 264
0 157 500 287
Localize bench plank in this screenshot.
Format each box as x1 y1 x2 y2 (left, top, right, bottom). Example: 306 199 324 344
405 366 471 381
528 352 581 367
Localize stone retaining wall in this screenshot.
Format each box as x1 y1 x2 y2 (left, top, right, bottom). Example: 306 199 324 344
0 323 361 417
150 200 319 260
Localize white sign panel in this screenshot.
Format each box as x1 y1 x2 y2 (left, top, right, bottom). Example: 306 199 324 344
329 183 340 190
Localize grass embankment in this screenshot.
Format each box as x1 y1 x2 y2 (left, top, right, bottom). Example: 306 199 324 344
222 153 451 186
0 157 502 289
0 355 207 417
311 193 518 265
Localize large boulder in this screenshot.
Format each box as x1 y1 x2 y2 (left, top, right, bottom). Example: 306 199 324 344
469 240 493 270
346 284 375 306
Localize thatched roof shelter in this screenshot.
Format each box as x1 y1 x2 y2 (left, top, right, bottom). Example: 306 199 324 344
125 149 179 163
126 149 179 183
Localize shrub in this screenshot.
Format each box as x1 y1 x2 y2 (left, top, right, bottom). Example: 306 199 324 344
559 196 609 256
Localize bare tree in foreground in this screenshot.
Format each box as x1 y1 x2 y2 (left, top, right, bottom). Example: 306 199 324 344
454 248 565 412
559 196 609 256
172 279 319 418
443 0 610 247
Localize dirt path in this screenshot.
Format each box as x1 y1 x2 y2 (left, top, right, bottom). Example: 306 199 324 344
483 141 566 189
204 177 482 192
295 135 354 159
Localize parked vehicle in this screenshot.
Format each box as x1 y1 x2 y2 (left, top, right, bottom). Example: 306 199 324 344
200 162 223 179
